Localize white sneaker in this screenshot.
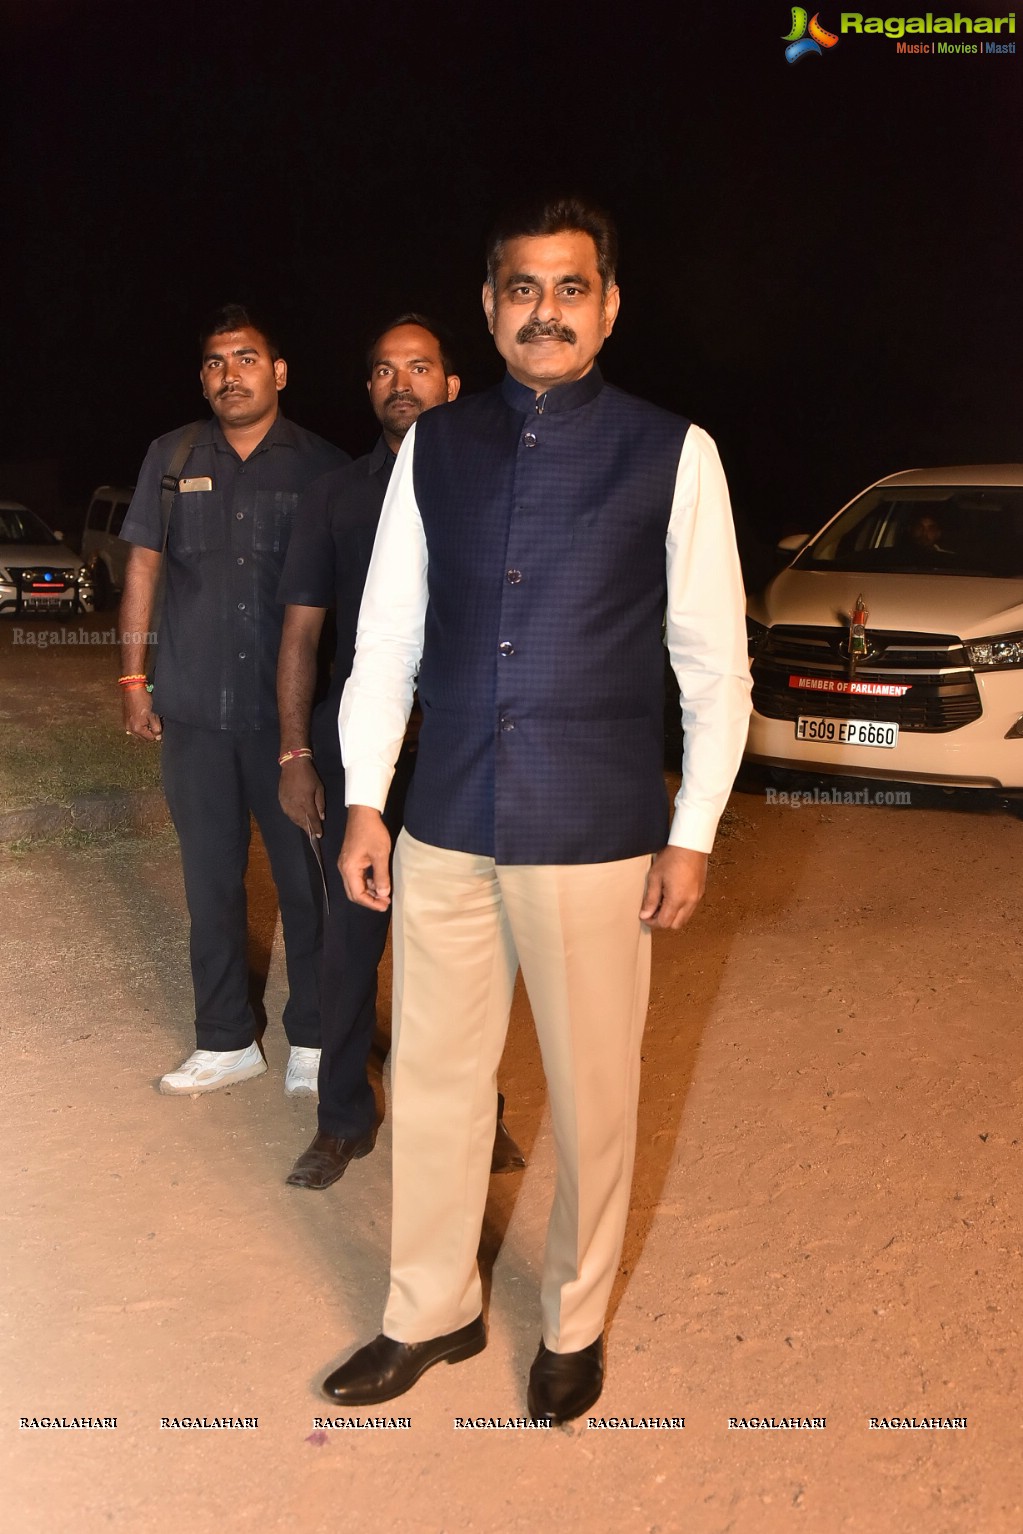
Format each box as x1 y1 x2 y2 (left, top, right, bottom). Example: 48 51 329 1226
159 1043 267 1096
285 1046 321 1098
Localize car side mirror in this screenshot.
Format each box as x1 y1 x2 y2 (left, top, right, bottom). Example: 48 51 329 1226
776 533 809 553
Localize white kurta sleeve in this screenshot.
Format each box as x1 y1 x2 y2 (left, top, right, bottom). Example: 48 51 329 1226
339 423 429 810
664 425 753 853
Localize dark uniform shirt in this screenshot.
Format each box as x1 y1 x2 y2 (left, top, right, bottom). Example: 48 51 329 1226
121 413 347 732
277 437 395 772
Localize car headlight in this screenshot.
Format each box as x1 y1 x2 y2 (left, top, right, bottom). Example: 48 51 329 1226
965 632 1023 670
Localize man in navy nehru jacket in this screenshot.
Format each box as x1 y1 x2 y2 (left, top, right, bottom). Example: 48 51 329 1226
325 199 752 1422
119 305 346 1098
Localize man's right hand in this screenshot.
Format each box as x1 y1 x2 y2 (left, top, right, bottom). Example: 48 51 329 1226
123 687 163 741
339 804 393 910
279 758 325 834
119 545 162 741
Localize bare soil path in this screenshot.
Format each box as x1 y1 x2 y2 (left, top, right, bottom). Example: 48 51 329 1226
1 784 1021 1534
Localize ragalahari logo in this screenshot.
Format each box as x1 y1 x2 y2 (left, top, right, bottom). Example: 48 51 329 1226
783 8 840 61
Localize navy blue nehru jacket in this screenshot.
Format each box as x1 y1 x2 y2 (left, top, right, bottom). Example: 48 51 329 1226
402 366 690 865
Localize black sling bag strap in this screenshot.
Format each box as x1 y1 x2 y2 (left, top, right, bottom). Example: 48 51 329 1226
150 420 206 646
159 420 207 553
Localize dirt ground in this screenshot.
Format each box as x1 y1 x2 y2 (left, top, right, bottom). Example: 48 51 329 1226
2 776 1021 1534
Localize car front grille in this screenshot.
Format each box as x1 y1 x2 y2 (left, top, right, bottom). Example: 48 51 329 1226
751 625 982 733
15 566 73 594
4 566 81 611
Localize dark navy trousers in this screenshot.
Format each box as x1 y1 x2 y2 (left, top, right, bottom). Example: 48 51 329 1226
161 721 323 1051
315 742 415 1139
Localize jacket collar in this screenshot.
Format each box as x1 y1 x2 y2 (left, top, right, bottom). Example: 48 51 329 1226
501 364 604 416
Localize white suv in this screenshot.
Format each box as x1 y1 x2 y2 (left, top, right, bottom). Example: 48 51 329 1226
746 465 1023 790
0 500 95 616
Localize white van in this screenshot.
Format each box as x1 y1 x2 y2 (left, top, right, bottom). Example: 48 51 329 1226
81 485 134 609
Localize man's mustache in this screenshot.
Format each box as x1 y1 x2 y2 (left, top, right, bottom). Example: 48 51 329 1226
216 386 252 399
515 320 577 344
384 391 423 409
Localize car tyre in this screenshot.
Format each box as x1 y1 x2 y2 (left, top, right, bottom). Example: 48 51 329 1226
89 559 113 612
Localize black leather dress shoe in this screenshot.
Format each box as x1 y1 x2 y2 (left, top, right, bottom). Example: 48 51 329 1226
491 1093 527 1174
322 1315 486 1405
285 1128 376 1190
527 1336 604 1424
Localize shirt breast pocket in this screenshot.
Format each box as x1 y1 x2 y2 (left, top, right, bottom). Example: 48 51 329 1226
170 491 225 554
253 490 299 553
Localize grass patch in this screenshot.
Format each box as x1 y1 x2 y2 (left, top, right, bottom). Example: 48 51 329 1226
0 717 162 812
0 616 164 814
3 823 176 856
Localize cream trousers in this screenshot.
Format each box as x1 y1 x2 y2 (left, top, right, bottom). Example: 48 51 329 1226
383 830 652 1352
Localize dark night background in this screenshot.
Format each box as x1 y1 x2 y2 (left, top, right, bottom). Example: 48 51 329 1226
0 0 1019 574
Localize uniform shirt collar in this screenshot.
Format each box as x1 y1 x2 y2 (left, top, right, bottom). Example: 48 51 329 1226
366 434 395 473
501 363 604 416
209 410 295 455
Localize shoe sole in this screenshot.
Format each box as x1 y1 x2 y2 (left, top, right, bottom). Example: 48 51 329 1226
322 1327 486 1406
283 1083 319 1098
159 1060 268 1096
285 1138 376 1191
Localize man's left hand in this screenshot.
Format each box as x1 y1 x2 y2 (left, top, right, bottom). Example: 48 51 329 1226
639 846 708 929
279 757 325 834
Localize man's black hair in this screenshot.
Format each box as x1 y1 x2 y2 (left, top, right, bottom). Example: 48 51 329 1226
364 313 458 379
485 197 619 295
199 303 281 361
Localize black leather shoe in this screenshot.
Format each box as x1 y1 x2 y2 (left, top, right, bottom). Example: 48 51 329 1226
322 1315 486 1405
491 1093 527 1174
527 1336 604 1424
285 1128 376 1190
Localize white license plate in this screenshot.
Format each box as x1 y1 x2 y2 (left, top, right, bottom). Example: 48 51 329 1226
795 715 899 749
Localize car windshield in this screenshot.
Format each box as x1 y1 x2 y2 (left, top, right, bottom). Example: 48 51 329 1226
794 486 1023 579
0 505 58 546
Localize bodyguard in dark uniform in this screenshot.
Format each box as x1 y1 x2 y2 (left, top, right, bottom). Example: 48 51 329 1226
275 316 524 1187
119 304 347 1097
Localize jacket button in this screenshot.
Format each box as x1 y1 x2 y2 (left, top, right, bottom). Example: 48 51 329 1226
522 431 537 448
500 718 516 732
498 641 515 657
506 569 522 584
